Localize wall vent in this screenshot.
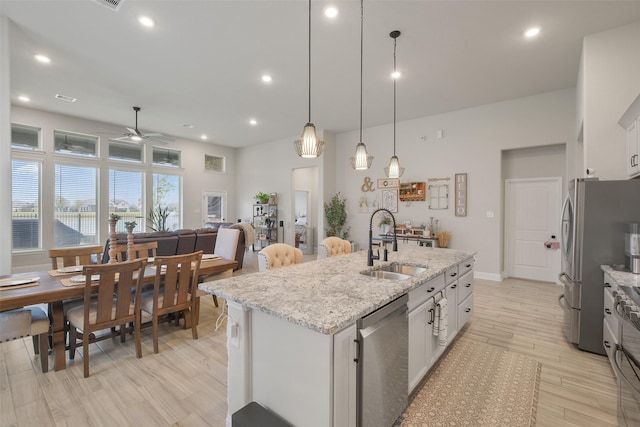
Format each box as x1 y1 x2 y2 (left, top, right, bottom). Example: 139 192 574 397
55 94 77 103
92 0 124 11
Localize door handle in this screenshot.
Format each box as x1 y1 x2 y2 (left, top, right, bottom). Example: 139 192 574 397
427 308 435 325
353 339 360 363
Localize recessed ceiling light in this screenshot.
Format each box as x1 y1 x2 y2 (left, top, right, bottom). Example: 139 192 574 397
201 135 208 140
182 124 195 128
324 6 338 18
18 95 30 102
249 119 257 126
391 70 401 79
138 16 155 27
34 54 51 64
261 75 272 83
524 27 540 38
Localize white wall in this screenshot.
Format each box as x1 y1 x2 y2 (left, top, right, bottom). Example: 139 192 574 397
582 21 640 180
0 15 11 275
9 106 237 270
336 89 576 278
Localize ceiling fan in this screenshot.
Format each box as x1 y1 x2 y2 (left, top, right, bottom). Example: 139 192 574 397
113 106 174 144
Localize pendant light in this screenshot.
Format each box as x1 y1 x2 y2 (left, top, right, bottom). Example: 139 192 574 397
350 0 373 170
294 0 325 158
385 30 404 179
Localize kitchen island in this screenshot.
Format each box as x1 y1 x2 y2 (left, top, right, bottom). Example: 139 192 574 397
199 244 475 427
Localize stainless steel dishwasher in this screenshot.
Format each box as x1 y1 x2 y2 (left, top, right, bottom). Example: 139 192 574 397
356 294 408 427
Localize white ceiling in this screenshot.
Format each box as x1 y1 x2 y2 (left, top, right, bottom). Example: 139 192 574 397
3 1 640 148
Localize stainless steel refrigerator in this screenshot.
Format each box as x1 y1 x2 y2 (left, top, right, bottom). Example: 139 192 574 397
560 178 640 355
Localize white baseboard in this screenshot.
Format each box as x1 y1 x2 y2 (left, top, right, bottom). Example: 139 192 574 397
473 271 503 282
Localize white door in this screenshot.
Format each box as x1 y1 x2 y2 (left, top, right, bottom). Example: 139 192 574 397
202 191 227 225
505 178 562 283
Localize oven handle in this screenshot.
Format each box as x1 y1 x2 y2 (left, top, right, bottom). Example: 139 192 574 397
613 302 640 336
613 346 640 400
558 294 566 310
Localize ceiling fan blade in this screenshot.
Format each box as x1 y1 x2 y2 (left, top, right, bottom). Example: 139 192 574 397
126 127 137 134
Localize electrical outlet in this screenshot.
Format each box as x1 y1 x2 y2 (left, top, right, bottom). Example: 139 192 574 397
486 211 494 218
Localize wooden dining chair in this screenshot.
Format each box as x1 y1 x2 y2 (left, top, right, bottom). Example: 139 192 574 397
49 245 104 270
114 241 158 262
66 258 147 378
140 251 203 354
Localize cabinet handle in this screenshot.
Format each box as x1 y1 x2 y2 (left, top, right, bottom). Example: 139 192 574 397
465 264 471 268
465 308 471 313
450 272 457 278
353 339 360 363
604 340 611 349
427 287 435 293
604 282 611 288
466 283 472 288
428 308 435 324
451 284 457 289
605 308 612 315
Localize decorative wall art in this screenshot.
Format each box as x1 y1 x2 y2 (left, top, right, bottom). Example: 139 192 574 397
455 173 467 217
428 183 449 210
377 178 400 189
381 189 398 213
361 176 375 192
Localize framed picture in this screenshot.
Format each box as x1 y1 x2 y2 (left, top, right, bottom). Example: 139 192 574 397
381 189 398 213
455 173 467 217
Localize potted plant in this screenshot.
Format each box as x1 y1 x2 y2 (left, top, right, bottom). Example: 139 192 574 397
324 192 350 240
379 215 392 235
255 192 269 204
148 206 171 232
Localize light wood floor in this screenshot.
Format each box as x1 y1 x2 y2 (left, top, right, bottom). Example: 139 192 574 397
1 253 618 426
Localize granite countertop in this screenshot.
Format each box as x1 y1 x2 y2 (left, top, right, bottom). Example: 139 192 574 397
199 244 475 335
602 264 640 287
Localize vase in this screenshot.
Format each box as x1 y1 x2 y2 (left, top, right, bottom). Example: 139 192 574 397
125 223 136 261
108 219 118 263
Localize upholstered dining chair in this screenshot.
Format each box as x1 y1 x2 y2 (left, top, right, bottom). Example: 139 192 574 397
140 251 203 354
258 243 303 272
114 241 158 262
202 228 241 307
0 306 50 373
317 237 352 260
66 258 148 378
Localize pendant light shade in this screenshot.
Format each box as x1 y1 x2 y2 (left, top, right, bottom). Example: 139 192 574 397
294 0 325 158
385 30 404 179
350 0 373 170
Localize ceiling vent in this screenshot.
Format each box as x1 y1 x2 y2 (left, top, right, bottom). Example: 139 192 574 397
55 94 77 103
92 0 124 11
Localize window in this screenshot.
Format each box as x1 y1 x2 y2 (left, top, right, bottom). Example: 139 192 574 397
152 147 180 167
203 192 226 224
12 160 41 251
109 140 143 163
54 164 98 245
152 173 181 231
54 130 98 157
109 169 144 232
204 154 225 173
11 124 40 150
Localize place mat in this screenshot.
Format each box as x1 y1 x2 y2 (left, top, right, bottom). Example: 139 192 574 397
49 265 84 277
399 338 540 427
60 275 100 287
0 276 40 290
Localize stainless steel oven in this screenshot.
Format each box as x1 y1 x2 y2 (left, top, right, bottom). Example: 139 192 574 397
613 285 640 426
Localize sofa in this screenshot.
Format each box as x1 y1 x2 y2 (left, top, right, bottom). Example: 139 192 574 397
101 223 246 270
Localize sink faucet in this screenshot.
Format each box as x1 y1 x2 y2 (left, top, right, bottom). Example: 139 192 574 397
368 208 398 266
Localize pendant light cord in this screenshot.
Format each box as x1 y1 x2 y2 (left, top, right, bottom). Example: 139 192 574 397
359 0 364 144
307 0 312 123
393 36 397 156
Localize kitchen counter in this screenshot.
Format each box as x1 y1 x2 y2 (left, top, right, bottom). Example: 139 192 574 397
199 244 475 334
601 264 640 287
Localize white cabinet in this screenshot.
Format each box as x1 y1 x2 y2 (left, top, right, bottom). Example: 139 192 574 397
602 272 619 372
408 297 434 392
445 281 458 337
333 324 357 427
619 93 640 178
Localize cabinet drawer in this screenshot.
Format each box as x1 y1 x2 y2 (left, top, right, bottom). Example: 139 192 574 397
602 318 618 373
408 274 445 311
457 270 473 302
603 288 618 334
458 293 474 327
445 266 459 285
603 272 617 294
459 259 474 277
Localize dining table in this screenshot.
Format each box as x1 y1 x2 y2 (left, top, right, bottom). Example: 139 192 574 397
0 256 237 371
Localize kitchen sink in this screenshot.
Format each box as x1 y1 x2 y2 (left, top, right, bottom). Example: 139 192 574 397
379 262 427 276
360 270 412 280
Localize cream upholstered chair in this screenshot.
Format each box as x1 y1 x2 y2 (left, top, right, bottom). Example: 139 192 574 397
317 237 352 260
202 228 241 307
258 243 303 271
0 307 50 373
